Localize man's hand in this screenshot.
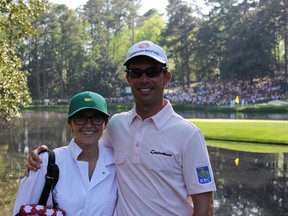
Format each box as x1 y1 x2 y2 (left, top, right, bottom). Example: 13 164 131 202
25 145 49 176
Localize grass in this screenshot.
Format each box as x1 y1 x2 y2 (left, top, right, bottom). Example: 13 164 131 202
206 140 288 153
188 119 288 145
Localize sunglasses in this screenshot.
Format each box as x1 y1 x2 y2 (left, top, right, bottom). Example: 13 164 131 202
125 67 168 79
73 113 106 125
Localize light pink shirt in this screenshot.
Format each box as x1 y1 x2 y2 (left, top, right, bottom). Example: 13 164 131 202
102 101 216 216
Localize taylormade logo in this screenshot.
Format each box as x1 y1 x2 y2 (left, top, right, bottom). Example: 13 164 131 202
150 150 172 157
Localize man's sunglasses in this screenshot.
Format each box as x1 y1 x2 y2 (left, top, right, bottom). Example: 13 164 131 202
73 113 106 125
125 67 168 79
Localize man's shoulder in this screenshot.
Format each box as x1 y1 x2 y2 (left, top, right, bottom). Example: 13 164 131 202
171 113 200 131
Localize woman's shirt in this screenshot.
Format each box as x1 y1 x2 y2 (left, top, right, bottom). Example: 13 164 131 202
13 139 117 216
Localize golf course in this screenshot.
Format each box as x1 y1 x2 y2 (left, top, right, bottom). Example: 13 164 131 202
188 118 288 153
21 102 288 153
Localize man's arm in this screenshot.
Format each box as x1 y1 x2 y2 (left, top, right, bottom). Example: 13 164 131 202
191 192 214 216
25 145 49 176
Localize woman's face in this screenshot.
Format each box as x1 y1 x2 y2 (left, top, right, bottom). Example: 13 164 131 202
69 109 107 148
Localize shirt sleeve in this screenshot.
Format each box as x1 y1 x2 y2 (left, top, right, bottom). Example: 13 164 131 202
100 117 115 149
13 152 50 215
182 129 216 195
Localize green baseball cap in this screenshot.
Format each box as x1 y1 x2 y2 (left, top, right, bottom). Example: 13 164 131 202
68 91 109 118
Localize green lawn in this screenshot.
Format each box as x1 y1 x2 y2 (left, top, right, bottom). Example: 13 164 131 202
187 119 288 145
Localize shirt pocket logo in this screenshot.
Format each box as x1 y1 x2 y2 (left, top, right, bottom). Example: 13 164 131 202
196 166 212 184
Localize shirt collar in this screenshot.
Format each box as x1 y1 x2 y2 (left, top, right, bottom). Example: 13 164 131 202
69 139 82 161
69 138 114 166
129 100 175 130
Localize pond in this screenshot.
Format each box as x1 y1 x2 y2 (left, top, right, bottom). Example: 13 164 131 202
0 111 287 215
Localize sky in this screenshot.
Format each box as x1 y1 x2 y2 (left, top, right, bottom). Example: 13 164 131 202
48 0 207 15
48 0 168 15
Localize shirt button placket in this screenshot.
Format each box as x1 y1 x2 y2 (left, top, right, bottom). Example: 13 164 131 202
132 122 144 164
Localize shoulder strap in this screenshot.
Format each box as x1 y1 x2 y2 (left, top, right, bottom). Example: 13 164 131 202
38 149 59 207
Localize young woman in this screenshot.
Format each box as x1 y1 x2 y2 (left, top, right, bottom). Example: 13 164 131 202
13 91 117 216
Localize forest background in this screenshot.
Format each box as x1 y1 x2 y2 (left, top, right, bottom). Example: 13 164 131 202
0 0 287 120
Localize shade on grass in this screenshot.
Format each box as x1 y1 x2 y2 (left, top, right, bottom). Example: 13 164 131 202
206 140 288 153
187 119 288 145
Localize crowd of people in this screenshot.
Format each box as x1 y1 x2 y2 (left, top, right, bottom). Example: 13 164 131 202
165 77 287 106
105 76 287 106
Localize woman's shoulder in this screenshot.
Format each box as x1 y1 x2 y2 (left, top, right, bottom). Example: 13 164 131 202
52 146 70 164
53 145 69 154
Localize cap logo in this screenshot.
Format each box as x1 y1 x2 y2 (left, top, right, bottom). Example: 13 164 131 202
124 40 168 66
84 97 93 102
138 42 150 48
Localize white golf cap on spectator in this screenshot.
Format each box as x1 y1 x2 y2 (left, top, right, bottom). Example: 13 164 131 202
124 40 169 67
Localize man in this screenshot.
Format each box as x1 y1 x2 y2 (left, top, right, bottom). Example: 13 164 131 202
27 40 216 215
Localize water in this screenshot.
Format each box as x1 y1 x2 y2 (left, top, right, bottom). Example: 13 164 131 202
210 147 288 215
1 111 288 215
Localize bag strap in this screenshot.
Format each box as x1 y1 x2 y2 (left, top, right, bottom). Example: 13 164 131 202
38 149 59 208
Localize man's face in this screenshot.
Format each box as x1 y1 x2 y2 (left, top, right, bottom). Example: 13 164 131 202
125 56 171 107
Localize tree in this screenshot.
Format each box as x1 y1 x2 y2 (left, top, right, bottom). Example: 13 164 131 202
194 18 224 80
110 11 166 83
81 0 142 96
21 3 89 99
162 0 197 89
197 0 281 81
0 0 45 121
218 0 278 80
134 13 165 43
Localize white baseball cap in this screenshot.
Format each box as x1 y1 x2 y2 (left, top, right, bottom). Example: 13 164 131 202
124 40 169 67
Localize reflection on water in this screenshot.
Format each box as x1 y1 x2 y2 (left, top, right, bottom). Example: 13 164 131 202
0 111 288 215
210 147 288 216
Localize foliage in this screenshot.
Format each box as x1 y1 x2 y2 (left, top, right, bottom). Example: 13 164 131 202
218 1 277 80
194 18 223 80
110 12 165 81
22 4 89 98
0 42 31 120
194 0 285 81
162 0 198 88
0 0 45 121
1 0 288 120
134 13 165 42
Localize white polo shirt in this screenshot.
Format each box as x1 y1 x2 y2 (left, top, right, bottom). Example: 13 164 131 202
13 139 117 216
102 100 216 216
